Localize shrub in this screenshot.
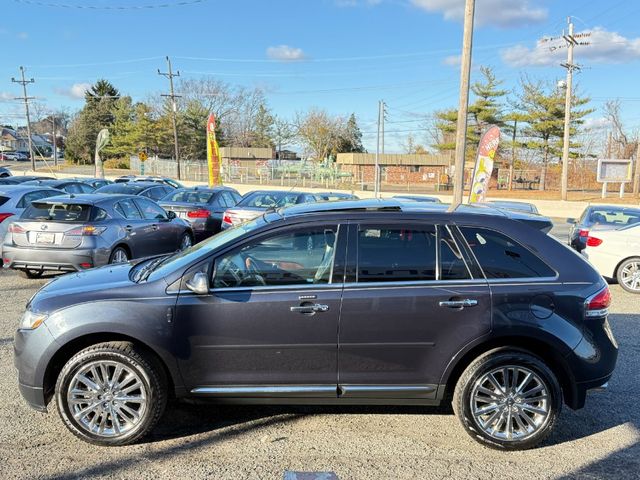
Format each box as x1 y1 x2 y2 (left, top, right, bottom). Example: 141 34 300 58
103 158 130 170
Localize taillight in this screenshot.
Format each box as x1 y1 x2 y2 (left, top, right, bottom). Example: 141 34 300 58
222 213 233 225
187 209 210 219
578 229 589 237
65 225 106 236
586 236 603 247
8 224 25 234
585 286 611 318
0 213 14 223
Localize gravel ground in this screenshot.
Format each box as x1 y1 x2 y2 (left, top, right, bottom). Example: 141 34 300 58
0 269 638 480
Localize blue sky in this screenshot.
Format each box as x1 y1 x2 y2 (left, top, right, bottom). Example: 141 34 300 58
2 0 640 152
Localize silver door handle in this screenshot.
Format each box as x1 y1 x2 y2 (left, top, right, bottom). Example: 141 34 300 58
290 304 330 314
439 299 478 308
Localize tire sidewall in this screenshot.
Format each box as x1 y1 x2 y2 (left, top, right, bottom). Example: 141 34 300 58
109 247 129 264
617 257 640 294
55 349 156 446
456 351 562 450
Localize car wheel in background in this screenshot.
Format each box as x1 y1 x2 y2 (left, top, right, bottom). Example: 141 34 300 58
19 269 44 279
453 350 562 451
109 247 129 264
55 341 167 446
616 257 640 293
179 232 193 250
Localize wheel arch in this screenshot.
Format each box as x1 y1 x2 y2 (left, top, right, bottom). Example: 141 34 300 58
440 335 578 409
112 243 132 259
613 255 640 279
42 332 179 407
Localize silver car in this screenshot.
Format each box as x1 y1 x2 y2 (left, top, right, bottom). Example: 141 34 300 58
2 194 193 278
0 185 64 242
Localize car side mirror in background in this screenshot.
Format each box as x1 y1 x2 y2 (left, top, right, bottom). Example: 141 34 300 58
566 218 576 224
185 272 209 295
167 211 176 220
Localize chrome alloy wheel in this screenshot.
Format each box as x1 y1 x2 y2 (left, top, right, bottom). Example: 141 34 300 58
470 365 550 442
180 234 193 250
111 249 128 264
67 360 148 438
620 260 640 291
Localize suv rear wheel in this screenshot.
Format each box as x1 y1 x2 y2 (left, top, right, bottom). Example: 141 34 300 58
453 350 561 450
55 341 167 446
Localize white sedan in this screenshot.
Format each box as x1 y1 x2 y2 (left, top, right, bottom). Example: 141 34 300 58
583 224 640 293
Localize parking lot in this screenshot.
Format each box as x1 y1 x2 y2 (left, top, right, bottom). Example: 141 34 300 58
0 265 638 479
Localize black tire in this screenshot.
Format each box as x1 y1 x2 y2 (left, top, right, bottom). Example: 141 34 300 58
179 232 193 251
109 246 130 264
616 257 640 294
453 350 562 451
19 269 44 279
55 341 167 446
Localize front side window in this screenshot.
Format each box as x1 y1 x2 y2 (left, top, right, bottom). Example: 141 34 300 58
135 198 167 220
460 226 555 279
213 226 338 288
357 225 436 282
114 199 142 220
440 227 471 280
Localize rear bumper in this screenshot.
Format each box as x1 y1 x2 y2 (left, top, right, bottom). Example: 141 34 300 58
2 244 110 272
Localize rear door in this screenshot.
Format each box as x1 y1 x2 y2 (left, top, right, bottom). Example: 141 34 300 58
337 221 491 399
133 197 177 254
113 198 156 258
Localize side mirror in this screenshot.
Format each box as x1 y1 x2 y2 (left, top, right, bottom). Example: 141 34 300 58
167 210 176 220
566 218 576 224
185 271 209 295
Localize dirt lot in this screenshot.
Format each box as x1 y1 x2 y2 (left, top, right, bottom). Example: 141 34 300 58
0 269 638 480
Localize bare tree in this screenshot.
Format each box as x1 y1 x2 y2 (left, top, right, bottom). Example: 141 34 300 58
604 100 638 158
294 108 345 162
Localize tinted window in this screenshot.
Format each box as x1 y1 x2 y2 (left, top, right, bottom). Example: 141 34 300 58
77 183 95 193
23 202 91 222
213 226 338 288
237 191 298 208
440 227 471 280
96 184 145 195
61 183 83 194
135 198 167 220
114 199 142 220
142 187 166 200
357 225 436 282
165 190 214 204
18 190 58 208
92 207 109 221
583 207 640 227
0 196 9 207
220 191 238 207
460 227 555 279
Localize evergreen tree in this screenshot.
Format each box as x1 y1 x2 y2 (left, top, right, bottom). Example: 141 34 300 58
337 113 365 153
253 103 275 148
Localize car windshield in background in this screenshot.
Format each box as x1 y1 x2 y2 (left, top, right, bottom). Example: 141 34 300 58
237 192 298 208
95 184 145 194
165 190 214 203
23 202 92 222
584 208 640 227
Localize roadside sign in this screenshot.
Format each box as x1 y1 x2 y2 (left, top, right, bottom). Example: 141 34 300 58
138 152 148 163
596 159 632 199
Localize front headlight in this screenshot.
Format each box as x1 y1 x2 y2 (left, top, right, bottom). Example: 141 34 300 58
19 311 48 330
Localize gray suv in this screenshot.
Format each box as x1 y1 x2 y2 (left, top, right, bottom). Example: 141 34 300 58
3 194 193 277
14 200 617 449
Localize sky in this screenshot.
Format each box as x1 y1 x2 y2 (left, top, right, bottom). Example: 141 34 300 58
1 0 640 153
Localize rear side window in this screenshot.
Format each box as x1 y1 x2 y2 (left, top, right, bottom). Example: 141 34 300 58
143 187 166 200
0 196 9 207
22 202 91 222
460 227 555 279
357 225 436 282
440 227 471 280
166 190 214 204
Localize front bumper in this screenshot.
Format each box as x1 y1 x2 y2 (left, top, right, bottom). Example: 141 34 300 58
2 244 110 272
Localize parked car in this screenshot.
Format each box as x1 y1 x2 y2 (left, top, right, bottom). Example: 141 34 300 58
2 194 193 278
393 195 442 203
221 190 321 229
159 186 242 241
14 199 617 449
0 154 11 162
484 200 539 214
71 177 113 190
23 179 96 194
582 223 640 293
2 175 53 183
0 185 64 243
0 166 12 177
115 175 184 189
94 181 175 201
3 151 28 161
568 205 640 252
0 178 20 185
316 191 359 202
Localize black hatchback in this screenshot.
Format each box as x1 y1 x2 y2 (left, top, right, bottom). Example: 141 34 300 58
14 200 617 450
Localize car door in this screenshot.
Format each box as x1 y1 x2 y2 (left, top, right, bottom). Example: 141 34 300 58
174 223 346 396
133 197 177 254
113 198 156 258
337 221 491 400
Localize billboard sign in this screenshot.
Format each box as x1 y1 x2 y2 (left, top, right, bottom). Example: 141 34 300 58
596 159 632 183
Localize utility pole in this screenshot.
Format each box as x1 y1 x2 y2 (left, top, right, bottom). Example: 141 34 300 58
508 118 517 191
381 100 386 155
158 56 182 180
12 66 36 171
451 0 475 207
374 100 381 198
51 114 58 167
633 142 640 197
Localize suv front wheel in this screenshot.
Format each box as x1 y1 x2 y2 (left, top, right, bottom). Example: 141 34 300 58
55 341 167 446
453 350 562 450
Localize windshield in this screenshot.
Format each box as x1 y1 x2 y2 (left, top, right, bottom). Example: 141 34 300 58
95 184 144 194
237 191 298 208
22 202 92 222
163 190 214 203
583 208 640 227
144 215 268 282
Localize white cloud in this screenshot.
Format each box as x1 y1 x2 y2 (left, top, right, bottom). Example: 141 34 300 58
17 32 28 40
443 54 461 66
55 82 92 100
501 27 640 67
0 92 14 101
583 117 612 131
410 0 547 28
266 45 306 62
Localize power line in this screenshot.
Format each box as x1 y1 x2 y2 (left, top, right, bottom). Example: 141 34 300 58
11 66 36 170
158 56 182 180
12 0 209 9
